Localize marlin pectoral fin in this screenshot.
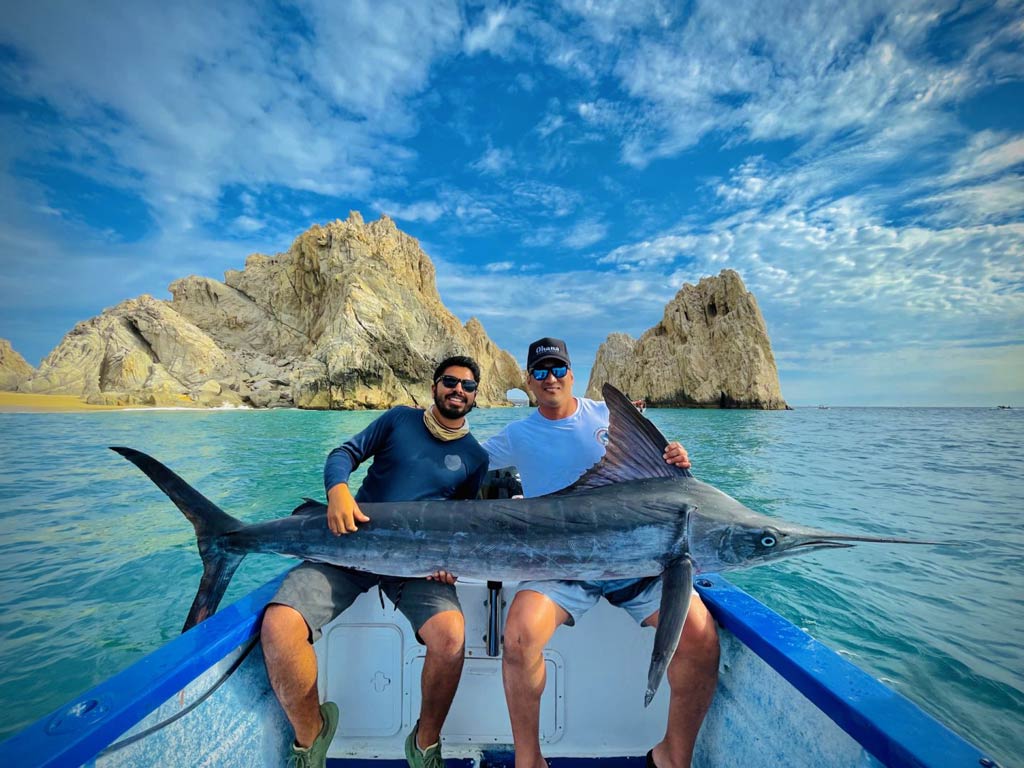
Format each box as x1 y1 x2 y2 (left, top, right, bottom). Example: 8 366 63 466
645 557 694 707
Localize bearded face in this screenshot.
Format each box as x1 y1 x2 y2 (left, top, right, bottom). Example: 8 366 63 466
432 366 477 419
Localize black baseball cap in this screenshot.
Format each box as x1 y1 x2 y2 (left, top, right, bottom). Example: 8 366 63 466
527 337 571 370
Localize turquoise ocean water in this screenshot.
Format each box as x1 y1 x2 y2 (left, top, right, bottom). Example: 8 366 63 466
0 405 1021 764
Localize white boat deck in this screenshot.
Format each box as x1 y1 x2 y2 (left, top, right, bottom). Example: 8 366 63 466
316 580 887 767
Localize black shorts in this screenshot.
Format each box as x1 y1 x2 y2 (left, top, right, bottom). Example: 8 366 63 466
269 562 462 643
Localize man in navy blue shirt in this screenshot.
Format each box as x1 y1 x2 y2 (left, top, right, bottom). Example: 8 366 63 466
261 355 489 768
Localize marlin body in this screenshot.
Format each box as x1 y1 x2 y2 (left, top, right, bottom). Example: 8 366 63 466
113 383 928 705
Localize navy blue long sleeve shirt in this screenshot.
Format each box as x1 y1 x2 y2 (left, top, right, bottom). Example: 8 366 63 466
324 406 489 503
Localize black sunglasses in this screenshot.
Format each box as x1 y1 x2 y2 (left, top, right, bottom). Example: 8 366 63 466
435 374 478 392
530 365 569 381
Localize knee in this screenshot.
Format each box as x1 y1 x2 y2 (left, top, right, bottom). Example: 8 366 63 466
261 604 308 648
501 616 547 667
422 613 466 660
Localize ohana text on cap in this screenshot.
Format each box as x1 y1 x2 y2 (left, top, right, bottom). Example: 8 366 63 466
526 337 570 370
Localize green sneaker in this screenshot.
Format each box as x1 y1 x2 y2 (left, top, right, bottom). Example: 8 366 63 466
287 701 339 768
404 720 444 768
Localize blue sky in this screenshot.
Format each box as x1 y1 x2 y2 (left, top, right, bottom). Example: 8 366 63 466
1 0 1021 406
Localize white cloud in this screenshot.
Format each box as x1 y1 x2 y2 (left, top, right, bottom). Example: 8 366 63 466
714 157 773 205
558 0 676 43
0 0 461 233
564 219 608 249
463 5 529 56
434 256 682 376
919 176 1024 224
602 203 1024 365
536 112 565 139
942 132 1024 186
521 227 559 248
484 261 515 272
452 199 500 223
601 235 700 268
303 0 461 121
706 117 1021 231
373 199 447 223
232 215 264 233
472 147 515 175
515 72 537 91
510 182 581 217
605 0 1024 167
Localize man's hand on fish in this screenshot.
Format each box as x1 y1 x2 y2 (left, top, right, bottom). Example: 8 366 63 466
663 441 691 469
327 482 370 535
427 570 457 584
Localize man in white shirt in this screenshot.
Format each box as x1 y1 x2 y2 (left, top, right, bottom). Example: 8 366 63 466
483 337 720 768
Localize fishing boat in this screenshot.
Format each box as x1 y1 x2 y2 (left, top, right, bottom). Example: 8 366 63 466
632 399 646 414
2 572 1000 767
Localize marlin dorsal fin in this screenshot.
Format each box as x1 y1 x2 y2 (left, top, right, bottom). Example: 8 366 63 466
550 383 692 494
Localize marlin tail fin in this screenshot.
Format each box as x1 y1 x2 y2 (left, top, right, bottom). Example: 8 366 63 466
111 447 246 632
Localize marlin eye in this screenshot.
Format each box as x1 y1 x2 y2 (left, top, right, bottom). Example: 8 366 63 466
760 533 777 547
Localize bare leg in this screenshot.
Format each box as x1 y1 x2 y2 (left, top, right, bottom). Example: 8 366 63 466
414 609 466 748
646 594 720 768
261 603 324 748
501 590 570 768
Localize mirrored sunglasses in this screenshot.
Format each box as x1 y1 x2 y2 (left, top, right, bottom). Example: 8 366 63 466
436 374 478 392
530 365 569 381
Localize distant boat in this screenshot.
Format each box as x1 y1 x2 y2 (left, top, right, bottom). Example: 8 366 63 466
818 405 830 410
996 405 1012 409
631 399 646 413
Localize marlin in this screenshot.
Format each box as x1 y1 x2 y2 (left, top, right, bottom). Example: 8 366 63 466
112 383 930 706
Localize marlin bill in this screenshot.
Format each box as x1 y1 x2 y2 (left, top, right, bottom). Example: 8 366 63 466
112 383 933 706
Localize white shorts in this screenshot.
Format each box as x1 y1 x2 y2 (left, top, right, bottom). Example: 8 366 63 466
516 576 662 626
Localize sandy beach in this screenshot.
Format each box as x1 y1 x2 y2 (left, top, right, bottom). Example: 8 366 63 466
0 392 131 413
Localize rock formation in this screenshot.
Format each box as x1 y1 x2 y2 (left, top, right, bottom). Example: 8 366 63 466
21 213 523 409
585 270 788 409
20 296 248 407
0 338 34 391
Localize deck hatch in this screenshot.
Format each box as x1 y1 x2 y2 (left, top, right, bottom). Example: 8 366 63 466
322 623 404 738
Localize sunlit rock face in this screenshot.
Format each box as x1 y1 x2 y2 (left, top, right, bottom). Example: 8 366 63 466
20 295 248 407
586 270 788 410
0 338 34 391
22 213 523 409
